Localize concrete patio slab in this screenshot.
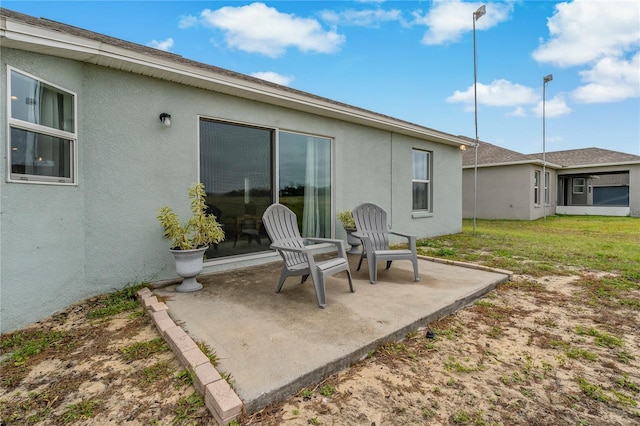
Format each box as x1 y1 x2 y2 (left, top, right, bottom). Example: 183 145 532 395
153 255 510 414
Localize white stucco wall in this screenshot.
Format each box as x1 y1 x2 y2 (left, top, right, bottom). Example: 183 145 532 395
463 164 535 220
1 48 464 332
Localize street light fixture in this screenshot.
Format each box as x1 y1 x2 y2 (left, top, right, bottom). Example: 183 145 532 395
542 74 553 221
472 4 485 235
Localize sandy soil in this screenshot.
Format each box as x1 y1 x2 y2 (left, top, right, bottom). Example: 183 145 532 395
1 273 639 425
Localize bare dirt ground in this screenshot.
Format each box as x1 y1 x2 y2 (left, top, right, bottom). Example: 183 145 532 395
2 272 639 425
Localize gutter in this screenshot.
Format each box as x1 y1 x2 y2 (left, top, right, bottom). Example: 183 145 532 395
463 159 563 169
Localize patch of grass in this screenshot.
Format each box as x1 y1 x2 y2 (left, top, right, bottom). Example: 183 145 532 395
139 360 173 385
451 409 471 424
61 399 101 423
572 275 640 309
422 407 436 418
443 356 479 373
0 391 54 424
299 389 314 400
176 369 194 386
615 373 639 392
575 326 624 349
86 283 147 319
196 341 219 366
173 393 204 424
120 337 168 361
486 325 504 339
427 217 640 276
0 329 67 366
566 348 598 362
576 376 609 403
319 384 336 397
377 342 417 361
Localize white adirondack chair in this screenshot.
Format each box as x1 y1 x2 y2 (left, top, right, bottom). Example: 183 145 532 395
262 203 354 308
351 202 419 284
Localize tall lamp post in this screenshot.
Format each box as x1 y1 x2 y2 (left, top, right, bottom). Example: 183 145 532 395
472 4 486 235
542 74 553 221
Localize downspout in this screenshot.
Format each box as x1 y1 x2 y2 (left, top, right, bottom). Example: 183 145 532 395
390 132 393 228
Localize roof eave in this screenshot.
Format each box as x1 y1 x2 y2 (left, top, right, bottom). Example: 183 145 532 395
1 17 469 148
463 159 562 169
560 160 640 169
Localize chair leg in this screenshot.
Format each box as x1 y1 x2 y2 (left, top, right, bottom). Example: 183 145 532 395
300 274 309 284
386 260 392 270
412 257 420 282
368 257 377 284
276 270 288 293
311 269 326 308
357 251 366 271
345 270 354 293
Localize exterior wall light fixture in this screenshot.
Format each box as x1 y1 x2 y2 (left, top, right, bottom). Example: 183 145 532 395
159 113 171 127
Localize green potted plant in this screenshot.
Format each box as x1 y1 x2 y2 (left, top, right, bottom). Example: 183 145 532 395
337 210 361 254
157 183 224 292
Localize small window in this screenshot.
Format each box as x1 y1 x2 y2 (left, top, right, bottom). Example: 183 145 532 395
7 67 77 184
412 149 431 211
544 172 550 204
573 178 586 194
534 171 540 205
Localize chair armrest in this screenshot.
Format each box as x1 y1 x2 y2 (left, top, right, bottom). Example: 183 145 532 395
304 238 348 258
389 231 417 252
389 231 415 240
269 243 308 254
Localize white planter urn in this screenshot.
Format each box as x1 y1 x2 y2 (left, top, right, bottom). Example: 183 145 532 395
345 228 362 255
170 246 208 292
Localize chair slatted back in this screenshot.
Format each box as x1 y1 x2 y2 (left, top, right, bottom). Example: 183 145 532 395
352 203 390 251
262 204 308 268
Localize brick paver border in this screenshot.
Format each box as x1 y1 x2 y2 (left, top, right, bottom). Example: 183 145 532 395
136 287 242 425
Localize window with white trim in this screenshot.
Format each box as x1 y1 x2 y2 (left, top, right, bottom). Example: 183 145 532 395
573 177 585 194
7 67 77 184
412 149 431 212
534 171 540 205
544 172 550 204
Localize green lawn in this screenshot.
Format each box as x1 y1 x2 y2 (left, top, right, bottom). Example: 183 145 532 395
418 216 640 278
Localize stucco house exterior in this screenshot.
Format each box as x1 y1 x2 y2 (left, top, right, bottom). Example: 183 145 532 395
462 140 640 220
0 9 472 333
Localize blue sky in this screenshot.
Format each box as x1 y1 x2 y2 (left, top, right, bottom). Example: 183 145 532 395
5 0 639 155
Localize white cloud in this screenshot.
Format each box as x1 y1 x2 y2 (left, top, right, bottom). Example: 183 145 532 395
178 15 199 29
572 52 640 103
319 8 402 27
188 2 344 58
447 79 539 109
532 95 572 118
448 79 570 118
533 0 640 67
507 106 527 117
416 0 513 45
147 38 174 52
251 71 293 86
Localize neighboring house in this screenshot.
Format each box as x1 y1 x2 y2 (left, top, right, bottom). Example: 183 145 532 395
0 9 472 332
462 139 640 220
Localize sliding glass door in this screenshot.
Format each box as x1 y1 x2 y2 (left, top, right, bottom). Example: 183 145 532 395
200 119 274 259
199 119 332 260
279 132 331 239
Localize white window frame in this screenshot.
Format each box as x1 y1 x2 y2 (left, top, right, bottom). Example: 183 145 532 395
534 170 541 205
7 66 78 185
573 177 586 194
544 171 550 205
412 149 432 212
